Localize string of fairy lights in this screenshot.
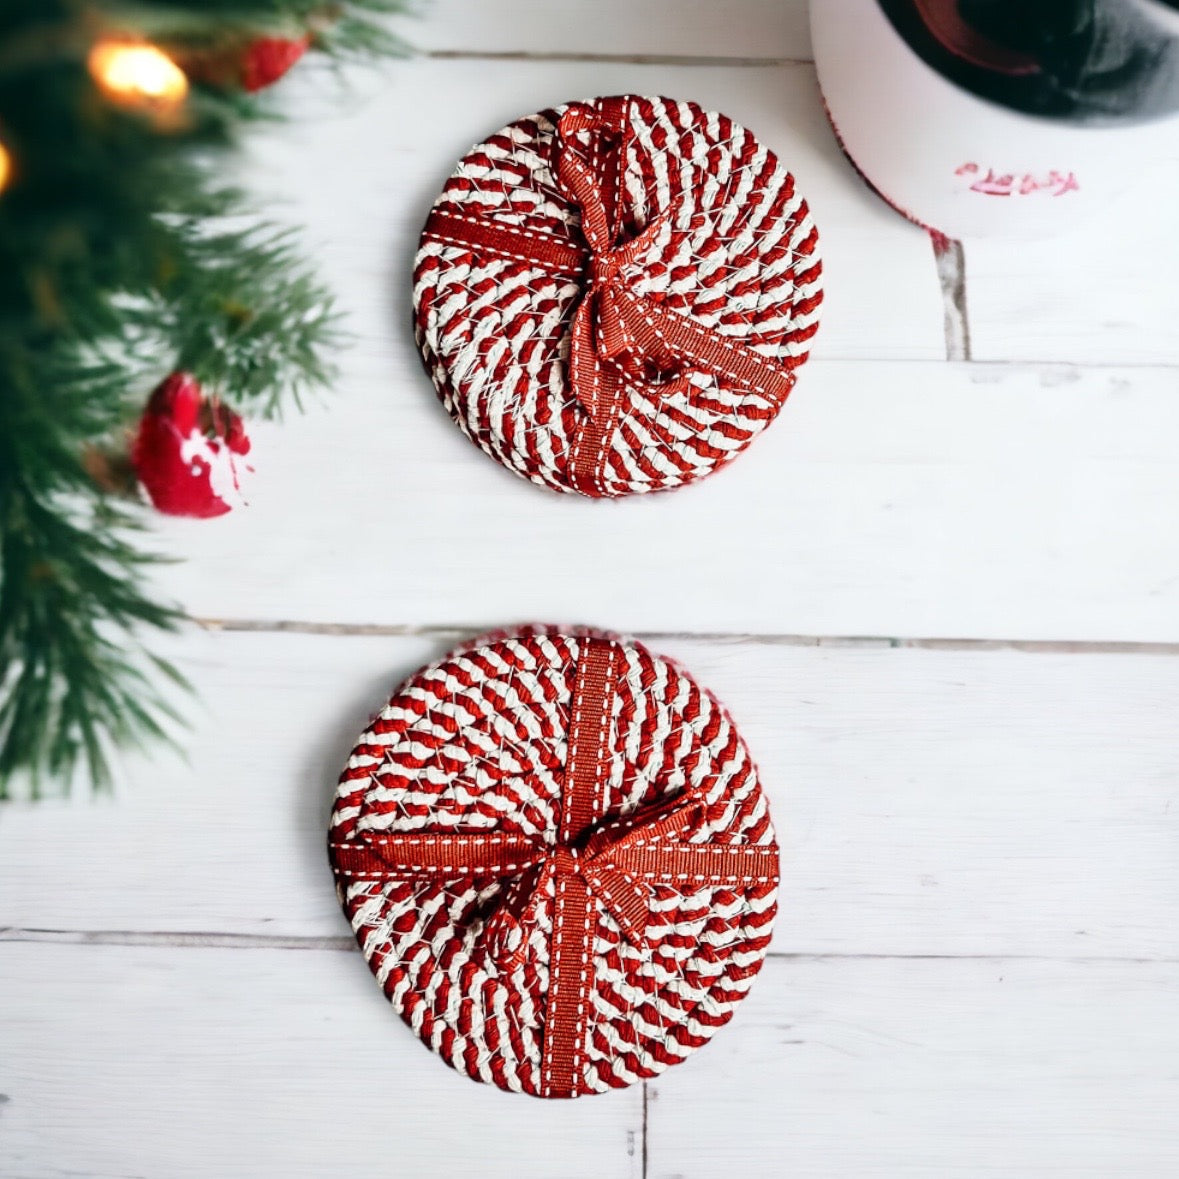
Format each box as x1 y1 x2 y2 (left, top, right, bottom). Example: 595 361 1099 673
88 39 190 109
0 38 190 195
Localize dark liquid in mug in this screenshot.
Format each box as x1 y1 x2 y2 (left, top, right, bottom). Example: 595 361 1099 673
877 0 1179 123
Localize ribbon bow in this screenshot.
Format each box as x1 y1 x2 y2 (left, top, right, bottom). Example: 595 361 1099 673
329 637 779 1098
421 97 799 494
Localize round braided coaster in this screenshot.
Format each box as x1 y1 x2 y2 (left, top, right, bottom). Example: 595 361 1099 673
327 628 780 1097
412 94 822 498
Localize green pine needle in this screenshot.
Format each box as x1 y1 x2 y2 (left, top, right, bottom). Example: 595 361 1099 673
0 0 412 797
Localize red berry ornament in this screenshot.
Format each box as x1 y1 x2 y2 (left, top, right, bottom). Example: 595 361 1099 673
132 372 252 518
241 36 310 92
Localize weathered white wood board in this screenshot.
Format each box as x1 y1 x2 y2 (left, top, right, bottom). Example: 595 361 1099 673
244 55 944 365
145 360 1179 641
6 1 1179 1175
4 944 1177 1179
127 54 1179 641
4 630 1177 960
0 941 642 1179
965 166 1179 366
391 0 813 60
648 955 1179 1178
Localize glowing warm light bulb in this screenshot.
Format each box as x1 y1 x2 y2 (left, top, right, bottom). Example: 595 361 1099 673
88 39 188 111
0 140 10 194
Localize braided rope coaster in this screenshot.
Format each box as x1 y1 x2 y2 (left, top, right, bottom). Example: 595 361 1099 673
412 94 822 498
327 628 779 1097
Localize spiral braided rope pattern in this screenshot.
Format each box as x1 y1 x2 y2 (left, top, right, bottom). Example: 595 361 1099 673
412 94 822 497
329 630 779 1096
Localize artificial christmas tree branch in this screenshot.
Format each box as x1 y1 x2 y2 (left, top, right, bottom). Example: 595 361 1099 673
0 0 409 797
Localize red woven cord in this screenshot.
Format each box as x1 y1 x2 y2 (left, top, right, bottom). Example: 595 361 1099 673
327 636 779 1098
420 98 799 496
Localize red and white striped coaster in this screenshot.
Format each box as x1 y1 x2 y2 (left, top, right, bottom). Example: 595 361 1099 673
327 628 780 1097
412 94 822 498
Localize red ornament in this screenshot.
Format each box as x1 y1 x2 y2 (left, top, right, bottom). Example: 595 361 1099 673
132 372 251 518
240 36 310 92
328 628 779 1098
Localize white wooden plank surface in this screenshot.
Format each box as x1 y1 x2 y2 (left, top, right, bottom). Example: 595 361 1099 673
4 630 1177 960
247 56 944 364
4 944 1176 1178
391 0 813 60
146 361 1179 641
965 167 1179 365
0 941 642 1179
648 956 1179 1177
6 0 1179 1175
124 56 1177 641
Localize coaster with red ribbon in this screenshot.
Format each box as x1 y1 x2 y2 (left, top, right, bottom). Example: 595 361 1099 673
327 628 780 1097
412 94 822 498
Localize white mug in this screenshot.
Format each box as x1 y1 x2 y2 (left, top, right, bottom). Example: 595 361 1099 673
810 0 1179 238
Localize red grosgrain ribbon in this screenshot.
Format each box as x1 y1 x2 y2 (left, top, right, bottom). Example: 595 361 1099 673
329 637 780 1098
420 98 799 495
